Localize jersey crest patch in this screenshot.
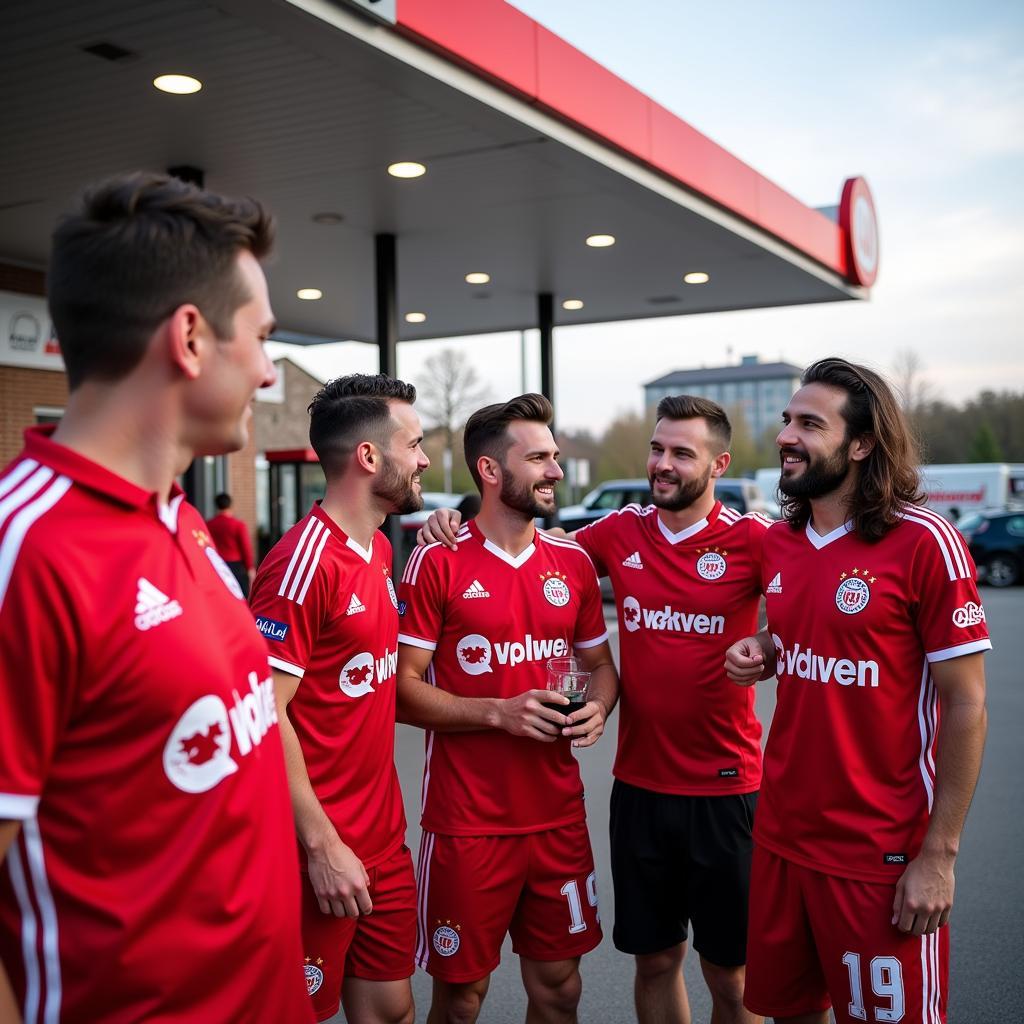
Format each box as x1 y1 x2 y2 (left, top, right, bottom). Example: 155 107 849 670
304 959 324 994
432 921 461 957
835 569 872 614
696 548 727 581
540 571 571 607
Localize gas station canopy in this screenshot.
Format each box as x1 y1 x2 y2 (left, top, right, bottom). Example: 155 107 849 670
1 0 878 348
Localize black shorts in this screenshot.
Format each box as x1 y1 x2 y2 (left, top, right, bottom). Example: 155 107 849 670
609 779 757 967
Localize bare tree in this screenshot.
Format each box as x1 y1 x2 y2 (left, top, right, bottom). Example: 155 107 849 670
891 349 934 414
416 349 491 492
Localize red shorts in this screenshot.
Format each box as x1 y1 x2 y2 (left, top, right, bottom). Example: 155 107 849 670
745 846 949 1023
300 844 416 1022
415 822 602 982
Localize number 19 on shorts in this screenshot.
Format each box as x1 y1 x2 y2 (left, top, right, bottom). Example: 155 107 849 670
560 872 599 934
842 951 904 1022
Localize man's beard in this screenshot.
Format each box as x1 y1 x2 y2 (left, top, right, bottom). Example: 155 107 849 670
649 461 712 512
373 452 422 514
778 439 851 500
500 469 554 520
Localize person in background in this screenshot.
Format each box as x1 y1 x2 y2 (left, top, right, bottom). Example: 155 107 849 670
207 491 255 596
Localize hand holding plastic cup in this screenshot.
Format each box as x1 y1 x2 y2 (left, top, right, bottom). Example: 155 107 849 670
544 656 591 720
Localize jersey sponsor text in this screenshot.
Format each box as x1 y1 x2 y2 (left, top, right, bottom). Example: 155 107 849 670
622 595 725 635
772 634 879 688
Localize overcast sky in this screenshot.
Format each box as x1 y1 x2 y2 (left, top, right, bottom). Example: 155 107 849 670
269 0 1024 435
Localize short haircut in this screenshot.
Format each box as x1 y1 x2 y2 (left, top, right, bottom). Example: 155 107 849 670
48 171 274 390
655 394 732 452
307 374 417 476
214 493 232 511
463 393 553 490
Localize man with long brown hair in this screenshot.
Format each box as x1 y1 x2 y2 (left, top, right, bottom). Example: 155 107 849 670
726 357 990 1024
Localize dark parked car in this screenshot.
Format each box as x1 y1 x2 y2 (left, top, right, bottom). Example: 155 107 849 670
557 477 773 534
956 509 1024 587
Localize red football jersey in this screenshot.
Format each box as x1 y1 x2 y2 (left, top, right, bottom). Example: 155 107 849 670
0 428 312 1024
575 501 768 795
250 504 405 870
756 507 992 883
398 521 609 836
206 511 254 568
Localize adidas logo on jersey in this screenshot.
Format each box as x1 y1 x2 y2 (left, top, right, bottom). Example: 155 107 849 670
462 579 491 599
134 578 183 631
346 592 366 616
767 572 783 594
622 551 644 569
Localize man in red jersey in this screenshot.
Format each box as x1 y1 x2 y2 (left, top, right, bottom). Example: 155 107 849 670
726 358 990 1024
421 395 769 1024
207 491 255 596
249 374 429 1024
397 394 618 1024
0 172 313 1023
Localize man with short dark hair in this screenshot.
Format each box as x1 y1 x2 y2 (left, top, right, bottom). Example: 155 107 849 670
0 171 313 1022
207 491 255 596
397 394 617 1024
727 357 990 1024
250 373 429 1024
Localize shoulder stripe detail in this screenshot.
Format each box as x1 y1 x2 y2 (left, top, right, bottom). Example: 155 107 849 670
907 504 972 570
613 502 655 519
0 459 40 501
278 517 321 599
295 528 329 606
901 508 969 581
0 474 73 615
539 531 599 572
402 540 442 586
0 464 54 532
718 506 741 523
740 511 774 529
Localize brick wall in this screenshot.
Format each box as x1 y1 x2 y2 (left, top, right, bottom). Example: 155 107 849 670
252 357 324 453
0 365 69 466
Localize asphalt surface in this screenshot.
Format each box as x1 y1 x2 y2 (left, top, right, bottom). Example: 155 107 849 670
331 586 1020 1023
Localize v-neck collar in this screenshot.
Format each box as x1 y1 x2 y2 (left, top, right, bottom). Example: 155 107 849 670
655 500 720 545
805 518 854 550
470 520 536 569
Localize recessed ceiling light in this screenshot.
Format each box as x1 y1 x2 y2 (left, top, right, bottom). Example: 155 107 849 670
153 74 202 95
585 234 615 248
388 161 426 179
405 312 427 323
562 299 584 310
297 288 323 301
683 271 710 284
465 272 490 285
312 212 344 225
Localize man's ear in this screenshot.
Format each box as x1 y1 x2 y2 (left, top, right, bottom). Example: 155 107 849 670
711 451 732 479
849 433 876 463
356 441 378 474
477 456 500 487
167 305 203 380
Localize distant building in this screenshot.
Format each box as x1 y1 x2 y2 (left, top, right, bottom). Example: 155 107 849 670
644 355 802 439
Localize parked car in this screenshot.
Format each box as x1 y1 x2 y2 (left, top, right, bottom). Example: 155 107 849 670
556 479 653 533
955 509 1024 587
558 477 774 534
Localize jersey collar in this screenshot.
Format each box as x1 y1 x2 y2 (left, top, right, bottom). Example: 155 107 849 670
22 425 184 514
469 519 536 569
309 501 376 563
655 500 720 545
805 518 854 549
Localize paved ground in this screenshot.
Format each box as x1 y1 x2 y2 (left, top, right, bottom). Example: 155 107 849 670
331 586 1020 1022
